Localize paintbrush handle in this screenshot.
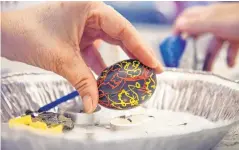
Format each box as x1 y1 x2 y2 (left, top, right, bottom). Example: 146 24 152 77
38 90 79 112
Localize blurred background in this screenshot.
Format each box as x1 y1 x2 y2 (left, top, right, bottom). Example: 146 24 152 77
1 1 239 81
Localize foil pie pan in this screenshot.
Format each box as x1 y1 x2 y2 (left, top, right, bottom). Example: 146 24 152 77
1 69 239 150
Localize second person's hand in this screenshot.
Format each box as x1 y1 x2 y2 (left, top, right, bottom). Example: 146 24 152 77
173 3 239 71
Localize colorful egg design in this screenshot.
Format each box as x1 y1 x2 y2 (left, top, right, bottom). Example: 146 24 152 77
97 59 157 110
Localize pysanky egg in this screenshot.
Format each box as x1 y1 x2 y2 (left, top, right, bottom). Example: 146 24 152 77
97 59 157 110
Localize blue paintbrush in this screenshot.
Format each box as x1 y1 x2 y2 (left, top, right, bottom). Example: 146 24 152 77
38 90 79 113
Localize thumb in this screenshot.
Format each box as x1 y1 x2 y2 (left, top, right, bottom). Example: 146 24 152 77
55 51 98 114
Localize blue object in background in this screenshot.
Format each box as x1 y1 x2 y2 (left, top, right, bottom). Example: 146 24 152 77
159 35 187 68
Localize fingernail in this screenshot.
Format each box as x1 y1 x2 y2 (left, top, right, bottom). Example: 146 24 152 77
82 95 93 113
152 57 160 68
155 62 164 74
181 32 190 40
148 47 159 68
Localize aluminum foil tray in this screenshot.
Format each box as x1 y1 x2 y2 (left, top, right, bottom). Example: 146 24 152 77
1 69 239 150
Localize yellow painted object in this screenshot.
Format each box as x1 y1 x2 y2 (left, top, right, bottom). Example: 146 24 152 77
8 115 32 127
8 115 63 134
29 121 48 130
47 125 63 134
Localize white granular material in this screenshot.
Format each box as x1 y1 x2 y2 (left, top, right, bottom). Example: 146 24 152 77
64 108 230 142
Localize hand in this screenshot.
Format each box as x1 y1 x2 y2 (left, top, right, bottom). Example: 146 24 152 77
2 2 163 113
173 3 239 71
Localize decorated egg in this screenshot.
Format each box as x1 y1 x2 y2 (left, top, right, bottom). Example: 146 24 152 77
97 59 157 110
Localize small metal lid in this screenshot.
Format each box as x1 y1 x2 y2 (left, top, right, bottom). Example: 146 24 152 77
110 114 154 130
63 105 101 125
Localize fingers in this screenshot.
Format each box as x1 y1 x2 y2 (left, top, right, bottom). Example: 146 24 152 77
91 4 163 73
227 42 239 68
81 43 107 75
100 31 122 45
100 30 137 59
99 32 136 59
203 37 224 71
100 31 163 73
119 42 136 59
173 6 214 36
55 49 99 113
